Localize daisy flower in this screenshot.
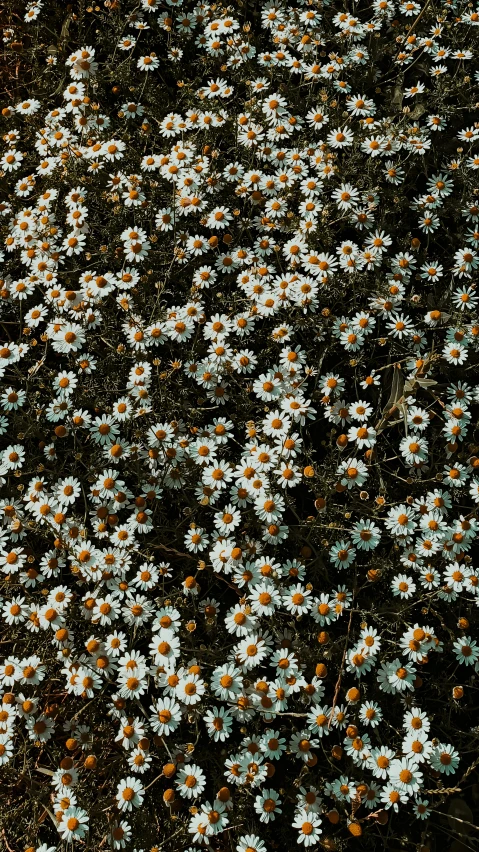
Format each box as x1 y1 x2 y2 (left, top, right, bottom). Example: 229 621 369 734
58 806 89 841
116 777 144 811
176 764 206 799
254 788 282 823
429 743 460 775
292 810 323 846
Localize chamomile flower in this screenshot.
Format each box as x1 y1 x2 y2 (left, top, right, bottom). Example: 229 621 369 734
115 777 144 811
176 764 206 799
58 806 89 841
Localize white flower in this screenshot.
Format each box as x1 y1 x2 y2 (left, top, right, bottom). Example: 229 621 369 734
116 777 144 811
404 81 426 98
389 757 423 792
58 806 89 841
292 809 323 845
175 673 205 705
176 763 206 799
149 697 182 735
453 636 479 666
236 835 267 852
336 458 368 490
254 788 282 822
429 743 460 775
204 706 233 741
327 127 354 148
350 519 381 550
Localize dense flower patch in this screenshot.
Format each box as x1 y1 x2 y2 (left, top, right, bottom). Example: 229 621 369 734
1 0 479 849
